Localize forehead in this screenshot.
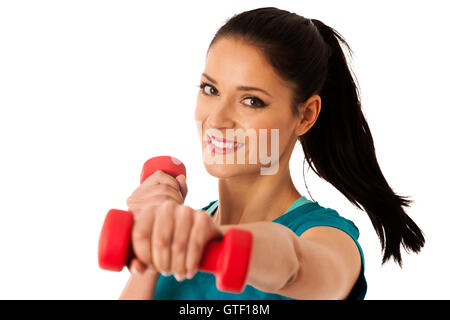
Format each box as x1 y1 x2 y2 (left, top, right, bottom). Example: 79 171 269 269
204 37 291 91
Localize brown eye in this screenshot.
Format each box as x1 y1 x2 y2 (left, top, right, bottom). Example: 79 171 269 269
242 97 267 108
199 83 217 95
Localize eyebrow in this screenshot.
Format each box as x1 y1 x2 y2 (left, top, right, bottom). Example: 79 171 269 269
201 73 273 98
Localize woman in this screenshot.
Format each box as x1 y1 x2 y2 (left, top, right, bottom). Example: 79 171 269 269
119 7 425 300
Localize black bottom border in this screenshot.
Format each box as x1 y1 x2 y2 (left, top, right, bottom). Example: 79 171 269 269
0 300 448 318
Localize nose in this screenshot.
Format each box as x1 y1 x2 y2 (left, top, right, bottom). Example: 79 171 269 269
206 99 235 130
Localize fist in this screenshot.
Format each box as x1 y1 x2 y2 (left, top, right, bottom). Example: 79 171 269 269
129 200 223 281
126 169 188 217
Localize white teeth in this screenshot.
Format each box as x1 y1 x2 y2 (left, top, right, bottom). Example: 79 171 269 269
212 140 234 149
210 137 243 149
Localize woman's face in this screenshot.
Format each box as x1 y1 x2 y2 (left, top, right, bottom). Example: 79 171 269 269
195 36 302 178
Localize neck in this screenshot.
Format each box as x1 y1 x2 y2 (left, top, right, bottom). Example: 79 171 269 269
215 163 301 225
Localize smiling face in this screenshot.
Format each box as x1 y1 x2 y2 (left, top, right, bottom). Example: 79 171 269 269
194 36 304 178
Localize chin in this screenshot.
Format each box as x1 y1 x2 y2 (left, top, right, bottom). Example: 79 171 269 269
203 159 262 180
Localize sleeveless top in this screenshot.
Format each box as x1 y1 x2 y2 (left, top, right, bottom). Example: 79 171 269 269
154 196 367 299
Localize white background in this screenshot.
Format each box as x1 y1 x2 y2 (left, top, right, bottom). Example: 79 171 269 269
0 0 448 299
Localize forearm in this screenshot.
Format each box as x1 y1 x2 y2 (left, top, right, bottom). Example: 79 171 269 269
219 222 299 293
119 269 160 300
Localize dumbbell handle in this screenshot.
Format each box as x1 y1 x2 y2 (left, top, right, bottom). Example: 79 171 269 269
98 156 252 293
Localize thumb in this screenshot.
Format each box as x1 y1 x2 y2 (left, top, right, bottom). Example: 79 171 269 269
175 174 188 201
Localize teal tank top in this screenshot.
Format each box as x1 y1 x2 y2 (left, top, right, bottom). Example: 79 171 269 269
154 196 367 300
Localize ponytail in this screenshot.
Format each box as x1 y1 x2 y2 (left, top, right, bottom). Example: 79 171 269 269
301 19 425 265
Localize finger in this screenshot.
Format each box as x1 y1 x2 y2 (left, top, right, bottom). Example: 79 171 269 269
151 201 176 275
170 206 194 281
131 205 157 266
175 174 188 201
127 184 184 214
127 169 182 208
141 170 183 195
185 211 223 279
145 184 183 204
132 184 183 205
128 258 148 275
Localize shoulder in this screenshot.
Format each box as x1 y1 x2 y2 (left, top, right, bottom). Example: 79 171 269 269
274 201 360 241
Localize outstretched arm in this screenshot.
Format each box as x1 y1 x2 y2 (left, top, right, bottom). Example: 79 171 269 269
220 222 361 299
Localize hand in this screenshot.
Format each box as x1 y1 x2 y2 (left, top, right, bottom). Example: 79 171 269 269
126 169 188 217
129 200 223 281
125 169 187 276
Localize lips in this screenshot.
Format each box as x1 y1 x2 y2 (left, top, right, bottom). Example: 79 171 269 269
210 135 236 144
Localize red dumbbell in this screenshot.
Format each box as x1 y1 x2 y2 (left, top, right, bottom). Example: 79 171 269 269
98 156 253 293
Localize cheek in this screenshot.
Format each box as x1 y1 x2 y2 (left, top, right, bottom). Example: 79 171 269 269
194 95 204 121
194 97 207 137
253 117 292 152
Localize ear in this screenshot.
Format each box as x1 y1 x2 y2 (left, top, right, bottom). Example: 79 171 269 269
295 94 321 136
